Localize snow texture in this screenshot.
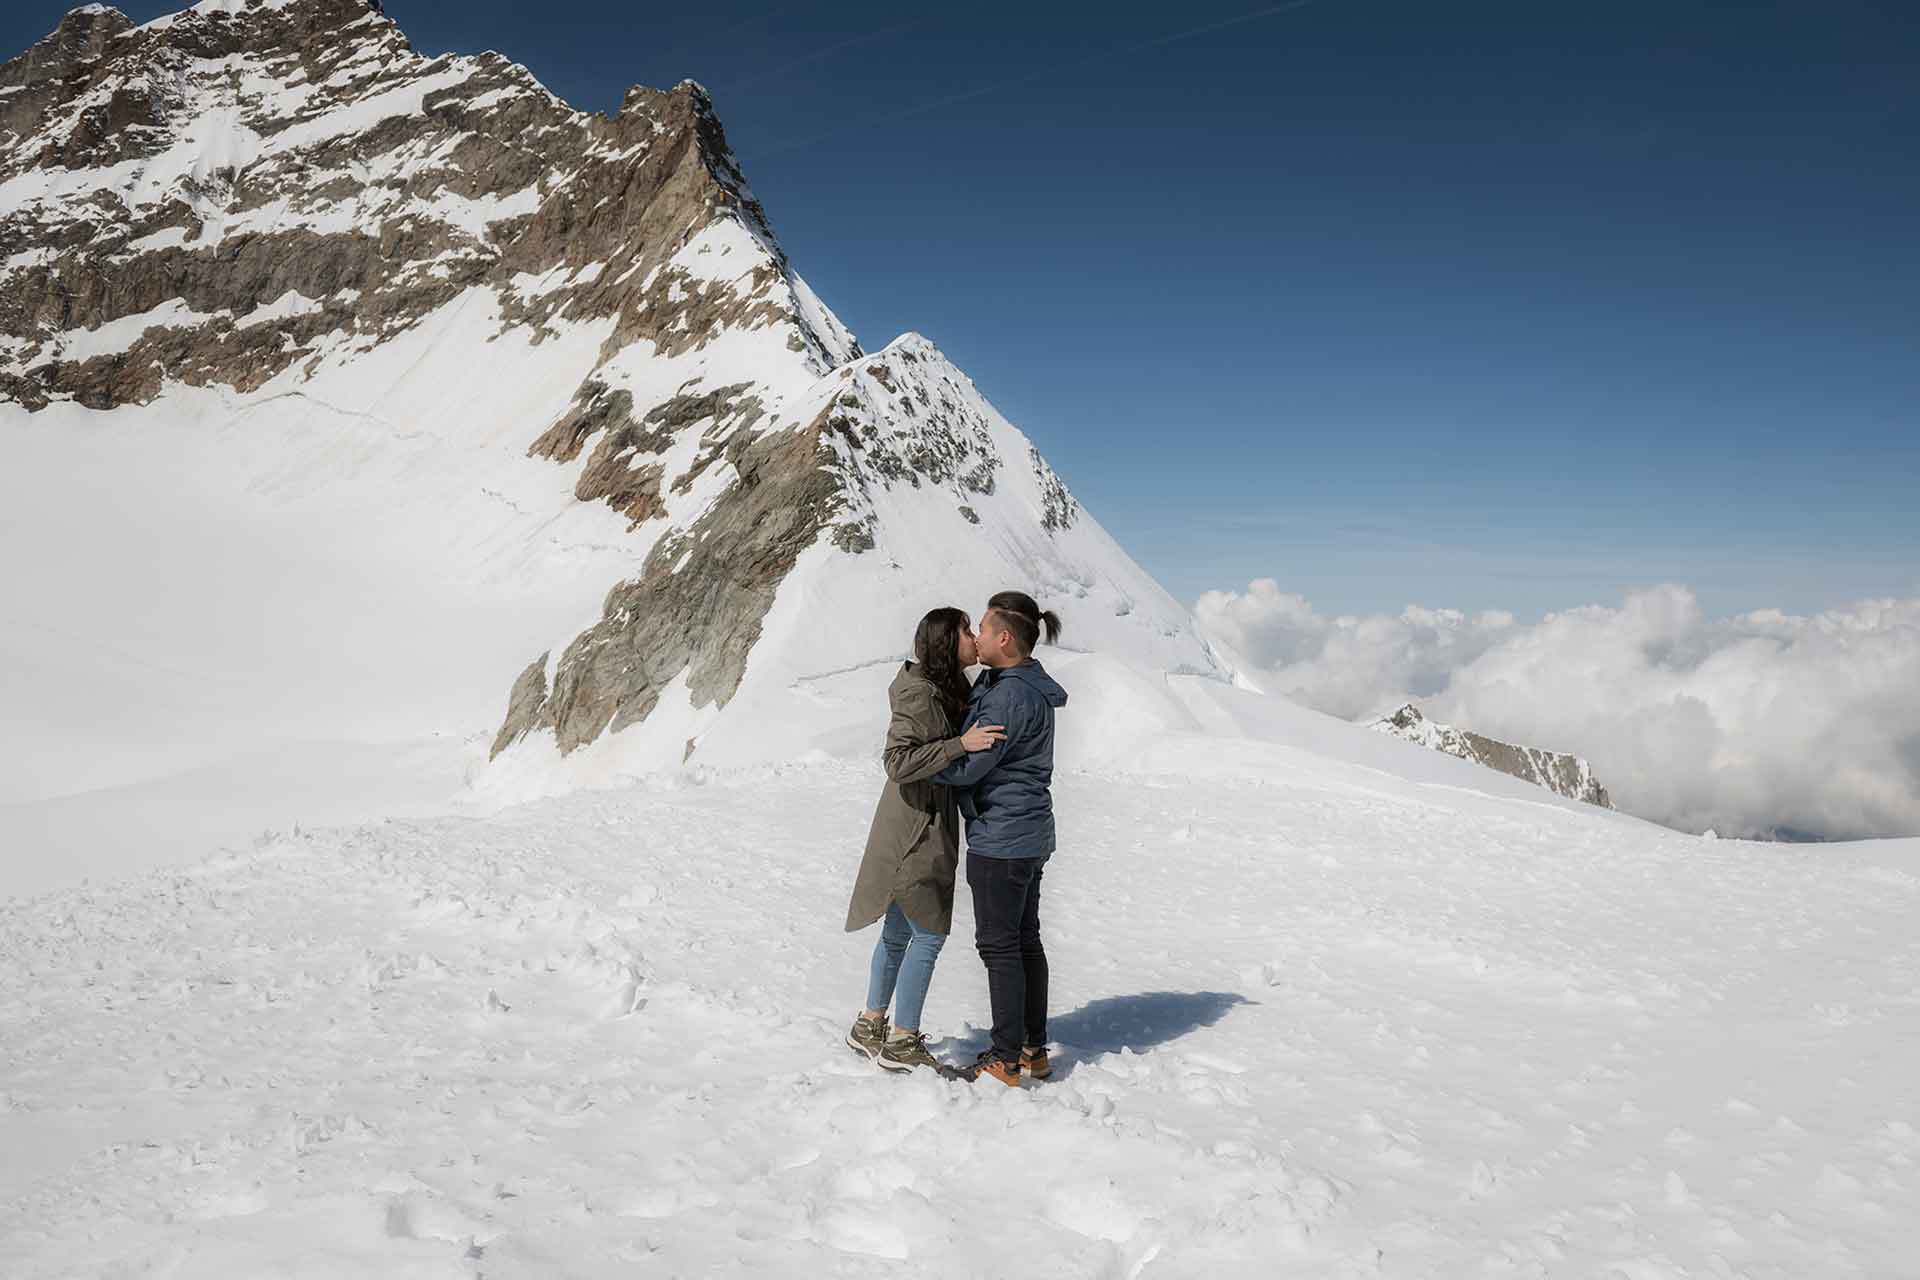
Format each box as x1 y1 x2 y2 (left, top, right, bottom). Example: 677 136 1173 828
2 734 1915 1275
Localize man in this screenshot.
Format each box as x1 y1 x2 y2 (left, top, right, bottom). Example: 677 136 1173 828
933 590 1065 1086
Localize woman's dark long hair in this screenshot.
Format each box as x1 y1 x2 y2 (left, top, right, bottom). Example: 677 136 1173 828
986 590 1062 655
912 607 973 722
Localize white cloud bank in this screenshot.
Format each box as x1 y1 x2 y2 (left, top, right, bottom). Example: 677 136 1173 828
1195 581 1920 841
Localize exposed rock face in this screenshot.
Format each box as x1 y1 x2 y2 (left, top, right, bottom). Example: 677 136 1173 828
0 0 850 411
2 7 134 93
495 417 840 756
1372 704 1614 809
488 330 1109 759
3 0 1228 771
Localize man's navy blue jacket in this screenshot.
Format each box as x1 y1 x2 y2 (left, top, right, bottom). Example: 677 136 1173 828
932 658 1069 859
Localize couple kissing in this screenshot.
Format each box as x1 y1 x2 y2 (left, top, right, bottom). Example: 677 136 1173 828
844 590 1066 1086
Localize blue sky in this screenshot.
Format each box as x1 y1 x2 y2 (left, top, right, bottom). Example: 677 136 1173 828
10 0 1918 617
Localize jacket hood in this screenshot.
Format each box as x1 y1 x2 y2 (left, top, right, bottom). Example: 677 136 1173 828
895 661 965 711
996 659 1068 708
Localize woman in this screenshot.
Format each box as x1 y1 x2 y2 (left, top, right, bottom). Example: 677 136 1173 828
844 607 1004 1073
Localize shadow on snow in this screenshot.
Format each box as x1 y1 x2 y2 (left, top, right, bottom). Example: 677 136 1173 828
940 990 1252 1081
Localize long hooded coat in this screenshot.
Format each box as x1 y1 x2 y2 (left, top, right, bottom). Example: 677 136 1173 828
844 663 967 935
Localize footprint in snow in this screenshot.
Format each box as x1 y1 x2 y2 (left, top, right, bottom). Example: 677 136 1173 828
812 1206 909 1260
383 1191 492 1244
1045 1178 1145 1244
185 1183 270 1220
595 1180 720 1219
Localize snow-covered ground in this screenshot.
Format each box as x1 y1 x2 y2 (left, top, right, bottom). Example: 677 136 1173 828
4 730 1914 1276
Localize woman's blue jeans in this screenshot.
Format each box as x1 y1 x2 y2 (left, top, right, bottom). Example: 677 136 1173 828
864 903 947 1031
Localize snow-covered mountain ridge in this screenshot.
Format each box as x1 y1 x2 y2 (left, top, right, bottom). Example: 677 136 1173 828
1370 704 1613 809
1 0 1224 810
2 0 851 407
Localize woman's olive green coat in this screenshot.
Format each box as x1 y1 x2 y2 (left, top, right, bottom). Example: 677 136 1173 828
845 663 968 935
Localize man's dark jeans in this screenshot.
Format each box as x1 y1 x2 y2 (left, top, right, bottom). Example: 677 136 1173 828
967 852 1049 1065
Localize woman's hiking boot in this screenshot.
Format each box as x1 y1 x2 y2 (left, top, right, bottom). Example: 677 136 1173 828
1020 1045 1052 1080
846 1013 888 1059
968 1051 1022 1087
876 1029 942 1074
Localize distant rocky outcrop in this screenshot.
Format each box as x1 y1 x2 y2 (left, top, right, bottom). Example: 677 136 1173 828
1371 704 1613 808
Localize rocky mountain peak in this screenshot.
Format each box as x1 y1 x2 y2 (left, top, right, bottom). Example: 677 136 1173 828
0 0 849 407
2 6 133 91
2 0 1226 782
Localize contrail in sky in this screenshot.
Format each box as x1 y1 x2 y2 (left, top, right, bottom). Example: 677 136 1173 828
743 17 937 84
638 5 794 84
757 0 1319 157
